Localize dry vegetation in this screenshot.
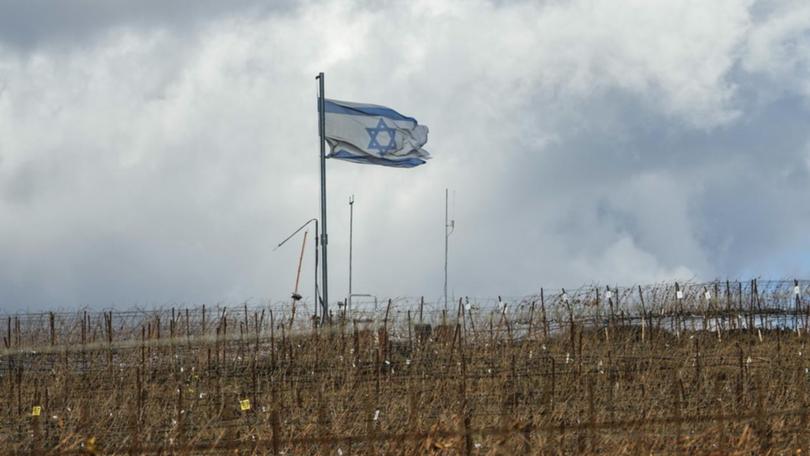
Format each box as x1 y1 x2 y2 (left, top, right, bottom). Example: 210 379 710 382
2 280 810 454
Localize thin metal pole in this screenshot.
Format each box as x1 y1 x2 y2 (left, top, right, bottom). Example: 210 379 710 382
348 195 354 314
444 188 448 312
317 72 329 322
444 189 455 313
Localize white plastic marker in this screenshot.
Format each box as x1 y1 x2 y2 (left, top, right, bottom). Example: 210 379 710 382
704 291 711 300
373 409 380 421
676 290 684 300
562 293 569 303
605 290 613 300
796 286 802 296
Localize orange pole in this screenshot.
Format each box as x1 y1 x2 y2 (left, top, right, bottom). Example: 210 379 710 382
293 231 308 296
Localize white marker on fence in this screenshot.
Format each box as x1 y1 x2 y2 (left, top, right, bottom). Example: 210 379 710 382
676 290 684 300
704 291 711 300
605 290 612 300
796 286 802 296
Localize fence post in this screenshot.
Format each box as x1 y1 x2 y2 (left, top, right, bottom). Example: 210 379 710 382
587 373 596 452
638 286 647 343
726 280 733 330
673 376 682 447
799 353 807 453
459 321 472 456
754 373 771 452
541 288 548 340
272 382 280 456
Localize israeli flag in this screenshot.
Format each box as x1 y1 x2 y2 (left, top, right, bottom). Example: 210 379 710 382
324 99 430 168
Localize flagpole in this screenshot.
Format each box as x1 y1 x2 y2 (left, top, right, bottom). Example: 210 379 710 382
317 72 329 323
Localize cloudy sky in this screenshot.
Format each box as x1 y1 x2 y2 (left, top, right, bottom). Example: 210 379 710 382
1 0 809 311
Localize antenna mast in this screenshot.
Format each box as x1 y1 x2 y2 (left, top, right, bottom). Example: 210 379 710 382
444 188 455 312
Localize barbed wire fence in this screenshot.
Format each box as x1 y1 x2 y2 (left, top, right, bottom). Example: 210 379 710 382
2 279 810 454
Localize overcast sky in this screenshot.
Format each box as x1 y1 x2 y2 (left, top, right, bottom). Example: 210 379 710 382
1 0 809 311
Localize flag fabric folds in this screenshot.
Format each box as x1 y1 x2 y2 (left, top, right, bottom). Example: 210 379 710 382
323 99 430 168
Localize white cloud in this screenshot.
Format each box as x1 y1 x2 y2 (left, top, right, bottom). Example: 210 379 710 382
571 236 695 285
0 0 808 309
743 0 810 98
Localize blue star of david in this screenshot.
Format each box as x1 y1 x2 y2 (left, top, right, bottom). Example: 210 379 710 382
366 119 397 155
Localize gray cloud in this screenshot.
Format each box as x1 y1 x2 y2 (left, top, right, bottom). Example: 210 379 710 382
0 0 809 311
0 1 295 51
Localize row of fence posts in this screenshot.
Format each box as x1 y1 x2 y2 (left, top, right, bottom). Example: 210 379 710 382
2 280 809 453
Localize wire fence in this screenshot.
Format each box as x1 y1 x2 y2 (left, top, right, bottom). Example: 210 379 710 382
2 279 810 454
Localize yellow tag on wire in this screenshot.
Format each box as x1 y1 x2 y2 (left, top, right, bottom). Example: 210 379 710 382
32 406 42 417
239 399 251 411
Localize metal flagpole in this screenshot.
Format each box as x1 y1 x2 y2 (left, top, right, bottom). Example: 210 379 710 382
317 72 329 322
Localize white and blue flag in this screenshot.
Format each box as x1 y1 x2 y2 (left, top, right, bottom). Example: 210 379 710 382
324 99 430 168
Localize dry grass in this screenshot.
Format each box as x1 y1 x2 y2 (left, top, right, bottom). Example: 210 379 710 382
1 280 809 454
